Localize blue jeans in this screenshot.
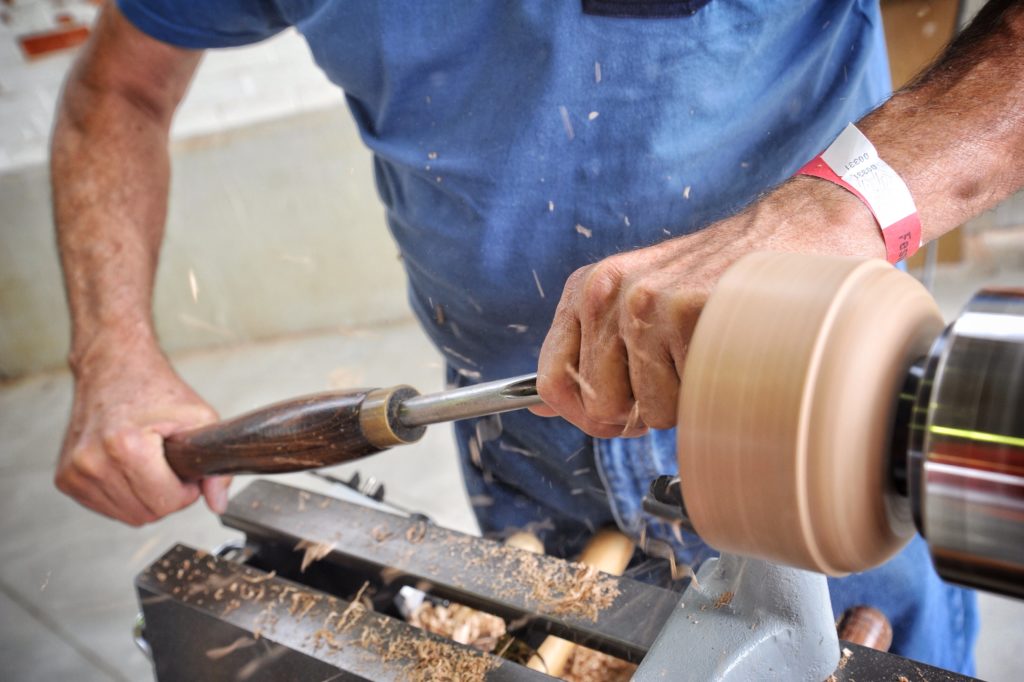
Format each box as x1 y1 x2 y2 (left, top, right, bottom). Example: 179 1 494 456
453 375 978 675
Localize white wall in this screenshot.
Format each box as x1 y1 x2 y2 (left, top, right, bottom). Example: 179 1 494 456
1 30 408 379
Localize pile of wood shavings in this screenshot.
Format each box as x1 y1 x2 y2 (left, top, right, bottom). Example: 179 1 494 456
381 630 496 681
563 645 637 682
408 601 506 652
313 595 497 681
409 601 634 682
451 537 622 622
520 556 621 621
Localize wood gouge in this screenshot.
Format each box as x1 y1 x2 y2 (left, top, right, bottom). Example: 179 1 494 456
164 373 541 480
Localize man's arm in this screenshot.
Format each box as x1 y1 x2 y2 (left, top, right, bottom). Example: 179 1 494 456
53 4 227 524
535 0 1024 437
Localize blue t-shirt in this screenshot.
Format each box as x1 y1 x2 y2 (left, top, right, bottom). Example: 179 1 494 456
120 0 891 381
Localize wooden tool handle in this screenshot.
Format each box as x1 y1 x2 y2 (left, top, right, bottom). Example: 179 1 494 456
165 389 386 480
526 529 636 676
837 605 893 652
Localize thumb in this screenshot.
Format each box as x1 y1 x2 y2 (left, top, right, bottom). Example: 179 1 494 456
201 475 232 515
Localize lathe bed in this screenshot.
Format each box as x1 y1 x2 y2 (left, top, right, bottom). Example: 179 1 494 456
136 480 976 681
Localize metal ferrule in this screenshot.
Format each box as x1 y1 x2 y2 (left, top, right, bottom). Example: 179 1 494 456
359 386 427 448
397 373 541 428
910 288 1024 599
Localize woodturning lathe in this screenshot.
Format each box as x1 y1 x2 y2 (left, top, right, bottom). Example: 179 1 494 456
136 252 1022 680
163 251 1024 600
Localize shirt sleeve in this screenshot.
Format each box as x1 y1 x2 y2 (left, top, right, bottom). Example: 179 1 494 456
117 0 290 49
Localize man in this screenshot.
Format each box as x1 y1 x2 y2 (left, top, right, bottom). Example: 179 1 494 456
53 1 1023 673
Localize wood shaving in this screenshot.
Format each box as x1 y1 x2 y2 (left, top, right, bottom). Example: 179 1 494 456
242 570 277 583
409 602 506 652
563 364 597 402
838 646 853 670
622 401 643 433
204 636 257 660
336 582 371 632
575 224 592 238
371 524 394 542
406 520 428 545
294 539 336 573
564 645 636 682
713 591 734 609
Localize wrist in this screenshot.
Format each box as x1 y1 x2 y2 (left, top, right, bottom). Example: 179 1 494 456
756 176 886 260
69 319 163 380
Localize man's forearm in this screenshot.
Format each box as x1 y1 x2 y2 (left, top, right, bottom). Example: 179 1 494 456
52 38 197 375
858 0 1024 241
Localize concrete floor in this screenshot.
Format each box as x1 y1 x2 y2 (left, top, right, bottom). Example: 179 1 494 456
1 262 1022 681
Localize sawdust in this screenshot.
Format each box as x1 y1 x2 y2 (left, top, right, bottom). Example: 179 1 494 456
838 646 853 670
382 631 496 681
310 581 498 681
294 539 336 573
713 591 734 609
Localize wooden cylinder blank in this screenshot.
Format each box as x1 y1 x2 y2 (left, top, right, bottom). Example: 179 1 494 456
678 253 943 575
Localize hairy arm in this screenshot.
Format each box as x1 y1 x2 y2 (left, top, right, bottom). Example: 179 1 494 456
536 0 1024 436
53 4 227 524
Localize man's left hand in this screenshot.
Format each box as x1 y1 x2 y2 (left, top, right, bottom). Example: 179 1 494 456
532 176 884 437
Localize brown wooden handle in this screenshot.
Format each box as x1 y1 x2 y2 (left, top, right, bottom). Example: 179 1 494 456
837 605 893 652
165 389 386 480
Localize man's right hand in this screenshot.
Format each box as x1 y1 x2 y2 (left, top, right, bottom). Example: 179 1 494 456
51 4 207 525
56 342 229 525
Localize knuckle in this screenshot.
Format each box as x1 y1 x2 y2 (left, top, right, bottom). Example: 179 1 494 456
101 427 147 465
73 450 105 482
580 261 623 318
100 427 129 455
624 281 659 324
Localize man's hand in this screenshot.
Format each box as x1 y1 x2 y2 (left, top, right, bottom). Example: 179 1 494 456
57 341 229 525
533 178 883 437
51 5 205 523
535 0 1024 438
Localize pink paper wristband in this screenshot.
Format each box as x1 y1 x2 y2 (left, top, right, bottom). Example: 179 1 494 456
796 124 922 264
